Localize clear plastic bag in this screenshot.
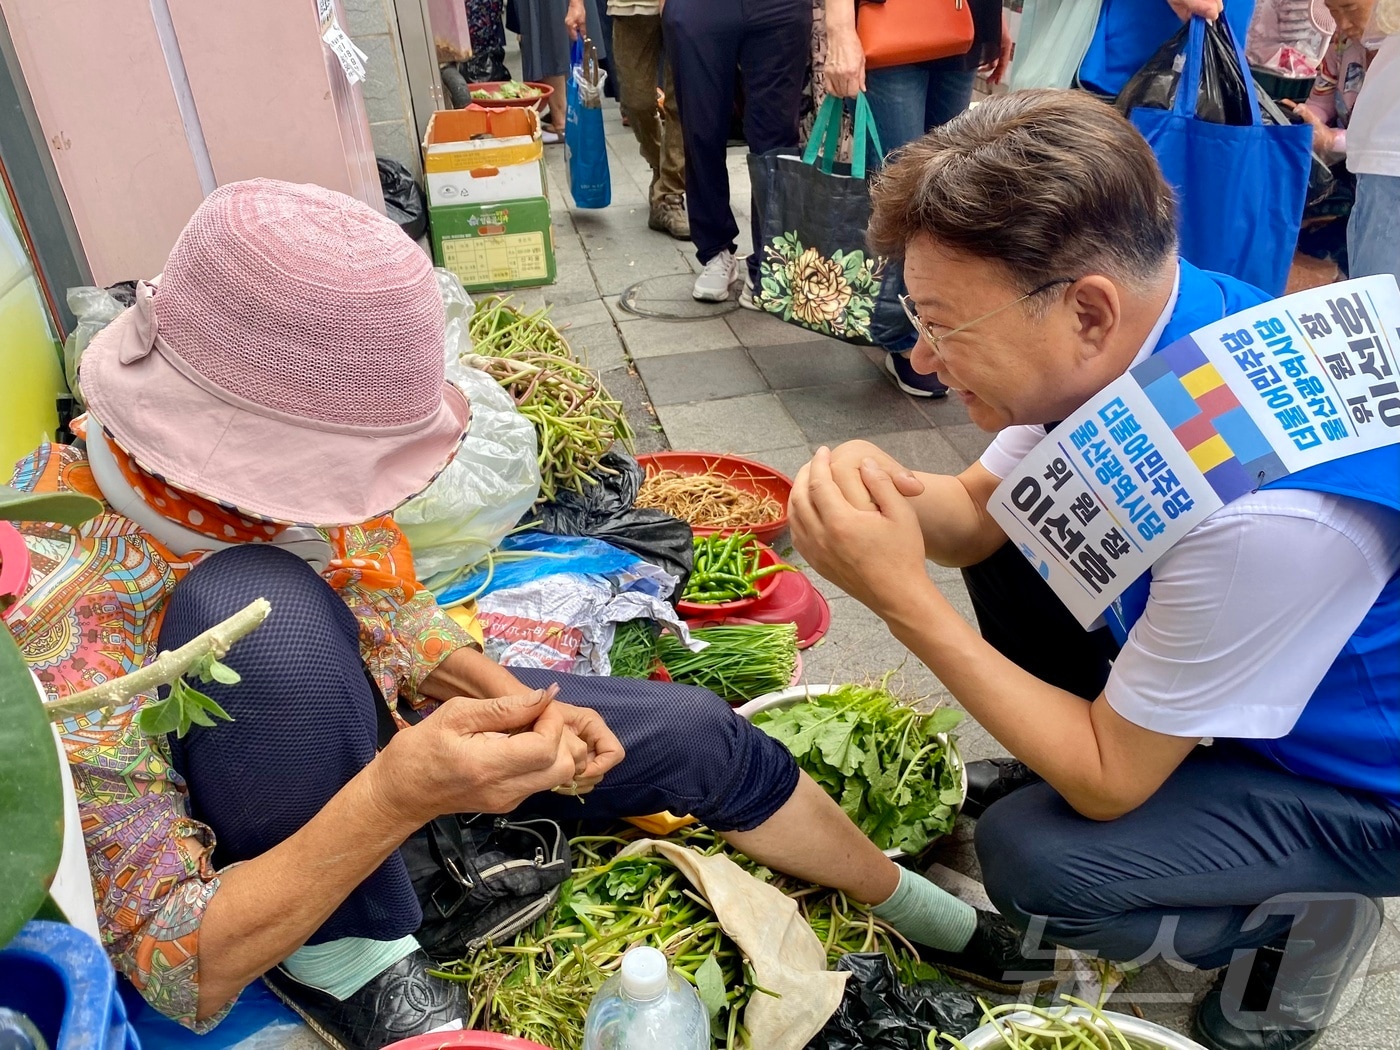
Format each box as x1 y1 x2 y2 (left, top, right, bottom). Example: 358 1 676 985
395 271 542 582
62 286 128 406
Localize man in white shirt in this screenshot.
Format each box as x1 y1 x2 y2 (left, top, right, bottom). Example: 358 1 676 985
790 90 1400 1050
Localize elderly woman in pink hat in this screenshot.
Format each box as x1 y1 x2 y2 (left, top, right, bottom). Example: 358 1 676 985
5 180 1033 1050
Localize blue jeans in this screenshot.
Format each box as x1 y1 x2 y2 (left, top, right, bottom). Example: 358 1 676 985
861 63 977 352
1348 173 1400 281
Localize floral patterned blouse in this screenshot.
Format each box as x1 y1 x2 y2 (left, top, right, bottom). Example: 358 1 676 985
3 442 474 1030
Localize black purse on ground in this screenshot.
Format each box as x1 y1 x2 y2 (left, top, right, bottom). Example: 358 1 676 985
401 813 571 964
374 692 571 964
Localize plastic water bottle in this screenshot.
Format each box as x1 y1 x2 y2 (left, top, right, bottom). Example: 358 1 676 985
582 945 710 1050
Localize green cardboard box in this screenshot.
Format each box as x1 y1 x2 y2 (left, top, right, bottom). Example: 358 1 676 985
430 196 556 291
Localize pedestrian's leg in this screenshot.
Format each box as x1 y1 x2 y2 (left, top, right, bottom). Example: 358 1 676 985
664 0 742 264
657 32 687 199
162 545 420 946
544 74 567 134
863 63 950 389
736 0 813 287
611 15 664 180
1348 172 1400 281
511 670 981 952
922 65 976 129
975 745 1399 1031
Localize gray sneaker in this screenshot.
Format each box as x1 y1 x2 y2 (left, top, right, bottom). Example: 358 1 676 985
693 250 737 302
649 193 691 240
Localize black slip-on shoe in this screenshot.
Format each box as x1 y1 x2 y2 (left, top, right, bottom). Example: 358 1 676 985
1193 983 1324 1050
920 910 1060 993
263 948 465 1050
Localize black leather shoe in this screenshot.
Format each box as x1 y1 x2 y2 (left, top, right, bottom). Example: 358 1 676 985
264 949 466 1050
920 910 1059 992
962 757 1043 818
1193 983 1322 1050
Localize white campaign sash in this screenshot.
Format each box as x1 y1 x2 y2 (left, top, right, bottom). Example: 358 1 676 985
988 275 1400 628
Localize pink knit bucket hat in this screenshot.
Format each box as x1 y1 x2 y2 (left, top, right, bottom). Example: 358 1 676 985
81 179 471 526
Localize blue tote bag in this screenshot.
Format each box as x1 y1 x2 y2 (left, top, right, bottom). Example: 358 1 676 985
1125 16 1311 295
565 37 611 209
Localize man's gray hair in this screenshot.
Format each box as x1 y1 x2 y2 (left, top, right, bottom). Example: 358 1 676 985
868 90 1178 295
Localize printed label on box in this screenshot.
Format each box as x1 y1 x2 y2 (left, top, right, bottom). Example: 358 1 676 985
441 232 550 285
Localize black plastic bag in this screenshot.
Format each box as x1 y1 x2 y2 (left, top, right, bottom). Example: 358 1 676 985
1252 87 1337 208
535 450 695 591
805 953 983 1050
377 157 428 241
1115 20 1253 126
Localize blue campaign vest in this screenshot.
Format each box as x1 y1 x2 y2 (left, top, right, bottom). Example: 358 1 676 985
1105 260 1400 801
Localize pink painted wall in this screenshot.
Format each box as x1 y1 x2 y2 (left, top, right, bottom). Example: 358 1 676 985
166 0 378 197
2 0 206 285
2 0 384 286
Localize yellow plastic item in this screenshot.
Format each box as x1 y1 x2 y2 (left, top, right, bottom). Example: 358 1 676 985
443 601 486 649
625 811 697 835
0 206 64 468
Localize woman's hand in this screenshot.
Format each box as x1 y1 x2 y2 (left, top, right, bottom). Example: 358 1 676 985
824 20 866 98
1167 0 1224 19
551 700 625 792
1283 99 1339 152
565 0 587 41
983 13 1014 85
374 688 585 822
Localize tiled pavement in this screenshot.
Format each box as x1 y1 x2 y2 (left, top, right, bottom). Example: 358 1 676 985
524 92 1400 1047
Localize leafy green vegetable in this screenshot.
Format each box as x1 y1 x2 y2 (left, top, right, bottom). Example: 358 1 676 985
694 954 727 1020
136 658 238 738
752 683 963 855
434 825 936 1049
608 621 798 703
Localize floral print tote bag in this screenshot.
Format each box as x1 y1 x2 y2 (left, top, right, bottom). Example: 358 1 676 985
748 93 906 347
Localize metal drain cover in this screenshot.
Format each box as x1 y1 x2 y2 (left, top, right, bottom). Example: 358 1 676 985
618 273 739 320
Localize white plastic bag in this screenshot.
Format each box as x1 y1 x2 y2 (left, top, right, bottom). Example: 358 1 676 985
62 286 128 406
395 271 541 581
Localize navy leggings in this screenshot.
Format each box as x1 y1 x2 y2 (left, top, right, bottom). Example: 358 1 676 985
964 544 1400 969
161 545 798 944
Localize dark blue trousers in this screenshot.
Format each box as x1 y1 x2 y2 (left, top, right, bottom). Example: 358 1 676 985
663 0 811 281
965 543 1400 969
161 545 798 944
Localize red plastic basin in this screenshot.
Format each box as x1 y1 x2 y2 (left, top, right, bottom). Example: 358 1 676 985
636 452 792 545
384 1032 553 1049
676 539 788 618
464 81 554 110
681 567 832 650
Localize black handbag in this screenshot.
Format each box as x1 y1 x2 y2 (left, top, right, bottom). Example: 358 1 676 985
373 693 571 965
401 812 571 964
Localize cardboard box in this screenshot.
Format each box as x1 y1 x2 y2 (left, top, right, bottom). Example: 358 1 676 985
423 107 546 207
430 197 557 291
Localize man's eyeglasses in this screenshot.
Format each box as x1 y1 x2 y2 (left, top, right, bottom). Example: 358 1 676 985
899 277 1076 353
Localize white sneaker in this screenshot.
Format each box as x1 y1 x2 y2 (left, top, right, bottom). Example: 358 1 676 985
693 250 738 302
738 269 761 311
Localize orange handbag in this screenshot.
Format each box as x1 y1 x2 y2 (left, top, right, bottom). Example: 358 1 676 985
856 0 976 70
